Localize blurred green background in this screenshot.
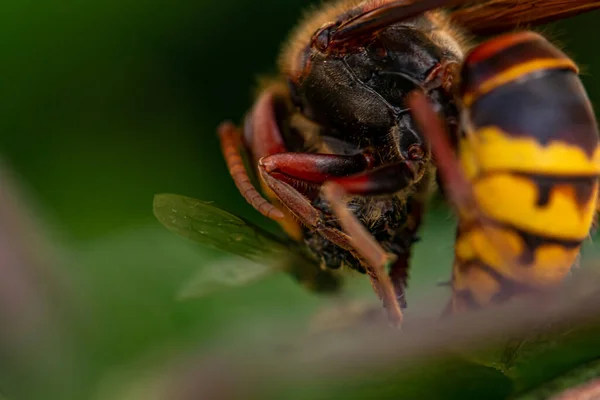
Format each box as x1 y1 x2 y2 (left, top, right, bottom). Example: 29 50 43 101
1 1 600 399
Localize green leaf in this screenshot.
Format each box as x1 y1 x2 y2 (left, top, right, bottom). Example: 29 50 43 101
266 355 513 400
506 323 600 395
116 270 600 400
514 358 600 400
153 193 290 263
454 312 600 394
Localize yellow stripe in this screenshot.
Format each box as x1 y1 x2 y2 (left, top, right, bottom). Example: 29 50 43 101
462 58 578 107
456 225 578 286
473 173 599 239
459 127 600 176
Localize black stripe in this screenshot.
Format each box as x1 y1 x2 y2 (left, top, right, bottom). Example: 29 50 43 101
469 71 599 157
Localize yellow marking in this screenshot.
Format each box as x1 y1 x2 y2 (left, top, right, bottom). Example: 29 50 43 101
466 226 522 274
459 127 600 176
455 233 475 261
473 174 599 240
278 209 303 241
534 245 579 284
458 226 580 286
450 121 596 312
457 137 479 181
462 58 577 107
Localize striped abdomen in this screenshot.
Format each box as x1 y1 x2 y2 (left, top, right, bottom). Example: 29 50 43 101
449 31 600 312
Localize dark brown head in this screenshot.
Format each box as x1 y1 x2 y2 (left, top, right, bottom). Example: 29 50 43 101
279 1 465 162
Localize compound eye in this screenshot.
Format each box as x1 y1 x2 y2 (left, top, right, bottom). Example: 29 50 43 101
407 144 425 161
312 24 333 51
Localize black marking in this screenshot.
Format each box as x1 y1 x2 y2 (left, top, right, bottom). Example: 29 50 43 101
456 258 505 284
536 182 551 207
470 70 599 158
528 174 598 209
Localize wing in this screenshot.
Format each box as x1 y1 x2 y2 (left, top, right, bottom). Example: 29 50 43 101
448 0 600 35
154 194 344 297
154 193 301 297
153 193 293 264
326 0 600 47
